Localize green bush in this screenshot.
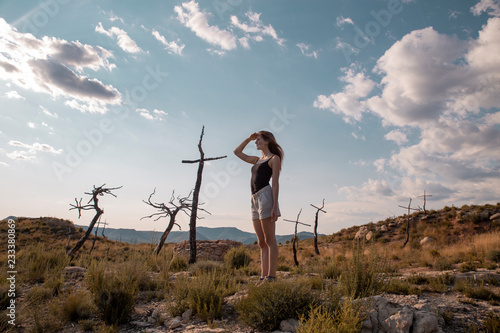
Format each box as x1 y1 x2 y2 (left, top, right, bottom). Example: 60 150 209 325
236 279 318 331
384 279 421 295
59 289 95 322
85 261 142 325
18 244 69 284
456 280 500 303
224 246 251 269
434 257 454 271
169 271 236 320
340 243 387 299
323 263 341 280
169 256 188 272
486 250 500 263
186 272 226 321
189 260 224 275
484 311 500 333
459 261 476 273
297 300 365 333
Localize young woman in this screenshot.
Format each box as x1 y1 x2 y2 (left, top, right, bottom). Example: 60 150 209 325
233 131 284 282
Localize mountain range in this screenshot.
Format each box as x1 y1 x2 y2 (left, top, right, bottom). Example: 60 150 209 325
76 224 320 245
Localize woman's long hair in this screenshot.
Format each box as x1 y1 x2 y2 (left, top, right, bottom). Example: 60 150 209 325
258 131 284 161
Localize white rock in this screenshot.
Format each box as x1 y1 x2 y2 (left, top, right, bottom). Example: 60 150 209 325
280 318 299 333
420 236 434 246
182 308 193 323
355 227 368 239
381 225 388 232
168 316 183 329
413 310 442 333
380 306 413 333
366 231 374 241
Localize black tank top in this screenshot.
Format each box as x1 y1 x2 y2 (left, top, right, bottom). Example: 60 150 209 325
251 157 273 194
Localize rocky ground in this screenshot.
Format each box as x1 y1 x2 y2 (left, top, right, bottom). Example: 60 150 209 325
51 268 499 333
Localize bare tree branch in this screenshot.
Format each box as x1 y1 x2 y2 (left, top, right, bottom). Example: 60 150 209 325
67 185 121 257
142 188 200 255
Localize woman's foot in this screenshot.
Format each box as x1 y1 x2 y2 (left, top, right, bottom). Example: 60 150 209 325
265 276 276 282
256 276 266 286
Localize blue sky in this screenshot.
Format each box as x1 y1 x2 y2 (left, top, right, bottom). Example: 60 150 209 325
1 0 499 236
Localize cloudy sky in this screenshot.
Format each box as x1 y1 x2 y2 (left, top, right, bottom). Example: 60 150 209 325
1 0 499 236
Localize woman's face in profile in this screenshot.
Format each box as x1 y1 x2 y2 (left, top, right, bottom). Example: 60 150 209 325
255 135 267 151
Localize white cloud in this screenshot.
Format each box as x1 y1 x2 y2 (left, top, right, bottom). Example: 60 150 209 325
231 11 286 47
385 130 408 145
471 0 500 17
152 30 185 55
297 43 318 58
5 90 24 100
0 18 120 111
136 108 167 121
65 99 109 114
175 1 237 51
0 161 8 167
27 122 36 129
315 16 500 226
313 66 375 123
336 16 354 28
40 105 58 118
7 140 62 161
95 22 143 54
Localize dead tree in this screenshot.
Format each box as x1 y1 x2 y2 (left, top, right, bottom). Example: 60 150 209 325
67 184 121 256
398 198 421 248
89 218 108 255
182 126 227 264
284 209 311 267
142 188 208 255
417 190 432 214
311 199 326 255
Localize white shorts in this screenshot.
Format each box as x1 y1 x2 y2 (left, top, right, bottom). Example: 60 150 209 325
251 185 281 221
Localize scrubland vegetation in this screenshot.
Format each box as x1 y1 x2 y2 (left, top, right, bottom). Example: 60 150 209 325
0 203 499 332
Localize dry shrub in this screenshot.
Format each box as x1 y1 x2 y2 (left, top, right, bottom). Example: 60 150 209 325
297 299 365 333
85 260 143 325
236 279 318 331
224 246 251 269
339 242 387 299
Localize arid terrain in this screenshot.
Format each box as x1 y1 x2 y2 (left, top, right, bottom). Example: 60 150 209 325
1 203 499 332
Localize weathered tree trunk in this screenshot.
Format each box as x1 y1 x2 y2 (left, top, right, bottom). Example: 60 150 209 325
311 200 326 255
182 126 226 264
68 207 103 256
154 212 179 255
313 211 320 255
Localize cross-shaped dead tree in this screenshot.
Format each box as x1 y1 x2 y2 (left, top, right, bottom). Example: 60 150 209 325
417 190 432 214
398 197 421 248
182 126 227 264
311 199 326 255
284 209 311 267
142 188 210 255
67 184 122 257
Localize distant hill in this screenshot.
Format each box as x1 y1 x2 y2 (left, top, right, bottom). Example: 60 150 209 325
2 216 17 221
77 224 320 244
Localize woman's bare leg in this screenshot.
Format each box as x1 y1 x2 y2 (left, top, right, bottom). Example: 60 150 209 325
260 217 278 277
253 219 269 277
